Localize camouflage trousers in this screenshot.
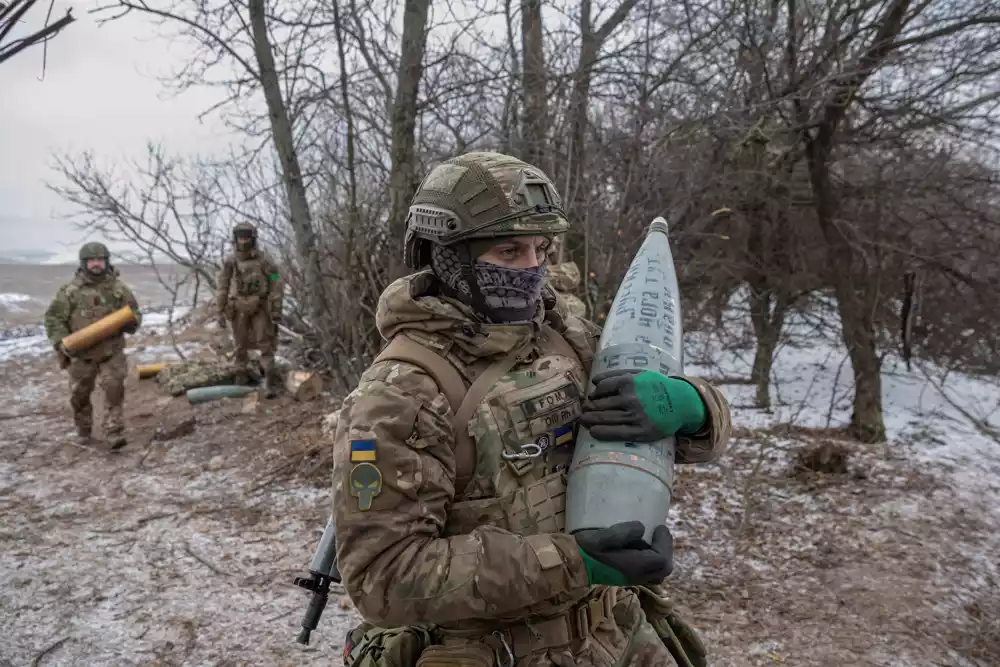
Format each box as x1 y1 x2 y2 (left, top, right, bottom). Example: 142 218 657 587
68 351 127 436
230 309 276 382
430 588 674 667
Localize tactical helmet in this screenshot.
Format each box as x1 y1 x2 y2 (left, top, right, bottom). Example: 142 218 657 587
79 242 110 262
404 152 569 269
232 222 257 248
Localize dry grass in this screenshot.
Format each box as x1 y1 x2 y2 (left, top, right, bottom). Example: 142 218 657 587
948 598 1000 666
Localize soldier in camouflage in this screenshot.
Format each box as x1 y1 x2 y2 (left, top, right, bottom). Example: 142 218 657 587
215 222 284 397
332 152 732 667
44 242 142 449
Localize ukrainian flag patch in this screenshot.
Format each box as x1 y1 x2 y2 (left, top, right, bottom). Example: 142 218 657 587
350 439 377 462
554 423 574 446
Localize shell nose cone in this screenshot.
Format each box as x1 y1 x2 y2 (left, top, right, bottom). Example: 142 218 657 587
648 217 669 236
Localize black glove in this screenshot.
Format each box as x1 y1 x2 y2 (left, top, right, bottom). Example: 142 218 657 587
122 322 138 335
579 369 707 442
575 521 673 586
54 342 72 369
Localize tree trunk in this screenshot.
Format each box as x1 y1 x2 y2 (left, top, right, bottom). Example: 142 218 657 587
748 286 788 410
247 0 336 369
566 32 598 213
499 0 520 154
788 0 910 442
747 181 796 411
386 0 432 275
560 0 638 264
803 139 886 442
332 0 358 223
520 0 546 167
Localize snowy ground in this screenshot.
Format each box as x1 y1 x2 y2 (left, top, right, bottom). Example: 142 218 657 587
1 307 998 666
1 314 352 666
675 312 1000 666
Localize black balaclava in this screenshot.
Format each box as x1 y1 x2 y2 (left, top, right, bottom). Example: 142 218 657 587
431 243 547 324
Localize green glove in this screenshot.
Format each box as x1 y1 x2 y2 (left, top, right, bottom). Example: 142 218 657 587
579 369 707 442
575 521 673 586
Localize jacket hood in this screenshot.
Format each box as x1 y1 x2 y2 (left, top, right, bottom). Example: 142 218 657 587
376 270 576 359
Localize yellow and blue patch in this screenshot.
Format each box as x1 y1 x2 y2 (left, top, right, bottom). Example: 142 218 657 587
350 439 377 463
554 423 574 446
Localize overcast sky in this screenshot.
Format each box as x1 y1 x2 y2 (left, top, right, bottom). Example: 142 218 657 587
0 0 237 262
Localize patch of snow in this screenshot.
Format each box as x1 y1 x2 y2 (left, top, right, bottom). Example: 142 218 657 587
0 332 50 361
37 248 84 265
139 306 193 335
687 312 1000 498
0 306 198 363
0 292 37 312
678 307 1000 665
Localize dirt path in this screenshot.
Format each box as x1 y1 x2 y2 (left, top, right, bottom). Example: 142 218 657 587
0 353 359 667
2 335 998 667
669 430 999 667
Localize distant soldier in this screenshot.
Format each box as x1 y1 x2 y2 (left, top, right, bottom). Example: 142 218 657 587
215 222 284 397
44 242 142 449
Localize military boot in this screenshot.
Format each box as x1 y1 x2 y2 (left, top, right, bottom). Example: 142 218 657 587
107 431 127 451
262 369 279 399
76 426 92 444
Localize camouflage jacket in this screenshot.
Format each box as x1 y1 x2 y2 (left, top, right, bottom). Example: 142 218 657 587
332 271 731 631
44 268 142 361
215 249 283 319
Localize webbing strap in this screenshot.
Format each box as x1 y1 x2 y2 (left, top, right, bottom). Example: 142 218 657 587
540 323 584 368
374 336 466 414
453 588 617 658
372 335 522 496
452 345 524 491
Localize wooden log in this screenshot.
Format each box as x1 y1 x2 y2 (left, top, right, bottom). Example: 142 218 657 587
285 370 322 402
241 392 259 414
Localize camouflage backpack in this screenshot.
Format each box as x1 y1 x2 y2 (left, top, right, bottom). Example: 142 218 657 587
342 622 434 667
631 585 708 667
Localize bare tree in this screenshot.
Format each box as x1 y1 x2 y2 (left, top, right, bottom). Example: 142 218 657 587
385 0 432 273
48 143 229 329
780 0 1000 440
92 0 347 367
519 0 546 166
0 0 74 68
46 0 1000 406
563 0 638 211
247 0 334 366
